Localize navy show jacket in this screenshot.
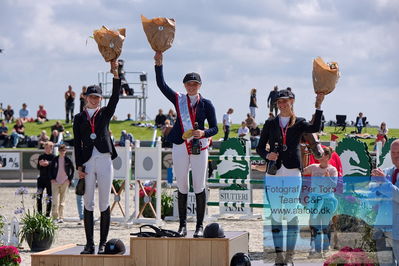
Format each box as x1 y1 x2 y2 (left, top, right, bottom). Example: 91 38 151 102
155 65 218 145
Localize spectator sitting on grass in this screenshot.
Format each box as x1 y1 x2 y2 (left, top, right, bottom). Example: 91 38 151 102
155 109 167 128
0 120 8 138
19 103 30 123
50 129 63 146
38 130 50 149
0 121 9 147
238 121 249 138
245 113 255 128
4 105 14 123
249 123 261 149
36 105 48 123
51 120 65 133
125 113 133 121
11 118 25 148
376 122 388 148
119 130 134 147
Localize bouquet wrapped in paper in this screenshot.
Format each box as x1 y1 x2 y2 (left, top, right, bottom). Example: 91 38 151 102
93 26 126 62
312 56 340 95
141 15 175 52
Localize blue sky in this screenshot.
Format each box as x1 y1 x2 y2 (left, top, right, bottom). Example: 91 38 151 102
1 0 398 128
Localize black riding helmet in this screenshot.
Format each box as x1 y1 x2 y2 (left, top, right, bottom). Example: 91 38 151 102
104 239 126 255
203 223 225 238
230 252 251 266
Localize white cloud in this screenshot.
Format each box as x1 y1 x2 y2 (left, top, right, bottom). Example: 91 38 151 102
0 0 398 128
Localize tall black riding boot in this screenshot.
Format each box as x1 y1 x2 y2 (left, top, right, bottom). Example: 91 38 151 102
80 208 95 254
98 206 111 254
177 191 188 237
194 189 206 238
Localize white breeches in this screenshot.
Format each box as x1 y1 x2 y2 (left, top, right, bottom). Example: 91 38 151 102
83 153 113 212
265 165 302 223
173 140 208 194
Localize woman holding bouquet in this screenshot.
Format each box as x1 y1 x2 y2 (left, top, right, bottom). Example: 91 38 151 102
154 51 218 238
73 60 120 254
256 89 326 265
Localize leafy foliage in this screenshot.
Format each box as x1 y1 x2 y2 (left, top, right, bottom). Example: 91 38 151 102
19 210 58 243
0 214 4 245
161 191 173 218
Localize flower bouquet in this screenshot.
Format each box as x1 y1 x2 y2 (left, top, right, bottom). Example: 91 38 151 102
0 245 21 266
93 26 126 62
312 56 340 95
141 15 175 52
323 246 376 266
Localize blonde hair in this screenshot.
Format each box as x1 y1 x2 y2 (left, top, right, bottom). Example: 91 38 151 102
44 141 54 148
250 88 256 94
288 103 296 128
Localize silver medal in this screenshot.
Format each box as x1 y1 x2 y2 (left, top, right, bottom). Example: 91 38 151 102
282 145 288 151
90 133 97 140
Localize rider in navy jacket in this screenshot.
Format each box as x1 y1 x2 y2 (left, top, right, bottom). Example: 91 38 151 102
155 65 218 144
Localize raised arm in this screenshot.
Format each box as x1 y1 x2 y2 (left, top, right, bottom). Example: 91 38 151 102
302 109 323 133
154 52 177 103
302 93 325 133
103 60 120 120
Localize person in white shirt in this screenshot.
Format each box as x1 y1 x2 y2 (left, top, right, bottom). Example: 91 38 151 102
238 121 249 138
223 108 234 141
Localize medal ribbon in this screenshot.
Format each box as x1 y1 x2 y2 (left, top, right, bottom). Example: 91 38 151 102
85 108 100 136
187 94 200 127
279 118 289 149
176 93 206 154
176 93 193 133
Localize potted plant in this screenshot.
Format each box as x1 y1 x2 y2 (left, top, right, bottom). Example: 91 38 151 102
14 187 58 252
19 210 58 252
0 245 22 266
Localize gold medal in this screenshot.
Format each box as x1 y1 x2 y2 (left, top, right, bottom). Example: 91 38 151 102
182 129 193 140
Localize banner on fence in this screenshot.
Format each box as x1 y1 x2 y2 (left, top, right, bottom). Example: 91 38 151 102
0 152 20 170
219 190 252 215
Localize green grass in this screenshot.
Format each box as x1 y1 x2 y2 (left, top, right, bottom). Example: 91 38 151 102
319 126 399 151
12 120 399 151
22 120 158 141
20 120 238 141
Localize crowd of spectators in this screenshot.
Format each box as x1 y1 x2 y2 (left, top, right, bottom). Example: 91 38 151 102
0 85 391 151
